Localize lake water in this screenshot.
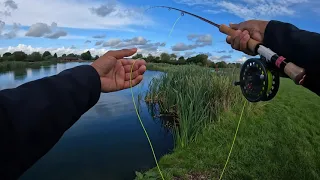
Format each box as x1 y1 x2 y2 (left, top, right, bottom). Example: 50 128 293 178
0 62 174 180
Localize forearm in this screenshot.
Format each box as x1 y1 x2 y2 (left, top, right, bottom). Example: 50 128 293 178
0 65 101 179
264 20 320 95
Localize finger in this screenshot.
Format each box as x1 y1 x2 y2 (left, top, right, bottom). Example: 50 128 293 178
230 23 240 30
120 58 146 65
251 31 263 42
104 48 137 59
231 30 242 50
226 36 232 44
124 75 143 89
124 64 137 72
123 60 146 72
125 64 146 80
239 32 250 52
125 70 139 80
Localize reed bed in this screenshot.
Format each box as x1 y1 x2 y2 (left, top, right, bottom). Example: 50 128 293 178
145 65 244 148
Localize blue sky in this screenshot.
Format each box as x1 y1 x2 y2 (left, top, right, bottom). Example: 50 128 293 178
0 0 319 63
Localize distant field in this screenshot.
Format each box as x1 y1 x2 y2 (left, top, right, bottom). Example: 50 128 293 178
138 64 320 180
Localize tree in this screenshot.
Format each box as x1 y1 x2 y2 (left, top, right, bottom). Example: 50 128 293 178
13 51 27 61
67 53 76 57
177 56 186 64
216 61 227 68
186 54 208 66
132 53 143 59
53 53 58 58
28 52 42 62
94 55 99 60
3 52 12 57
209 61 215 68
42 51 51 59
80 50 92 60
170 53 177 61
146 54 154 62
44 55 54 61
2 55 15 61
160 53 170 62
62 54 67 57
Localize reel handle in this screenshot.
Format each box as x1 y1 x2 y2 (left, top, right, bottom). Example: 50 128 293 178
219 24 306 85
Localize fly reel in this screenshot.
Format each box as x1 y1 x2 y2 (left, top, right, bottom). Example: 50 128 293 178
234 57 280 102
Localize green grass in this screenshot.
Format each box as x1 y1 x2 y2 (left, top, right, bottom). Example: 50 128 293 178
139 64 320 180
146 63 174 72
0 61 58 72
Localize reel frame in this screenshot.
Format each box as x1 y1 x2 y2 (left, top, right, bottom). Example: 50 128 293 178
234 57 280 102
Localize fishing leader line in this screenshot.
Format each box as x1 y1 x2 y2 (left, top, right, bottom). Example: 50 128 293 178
219 100 247 180
130 61 165 180
127 13 183 180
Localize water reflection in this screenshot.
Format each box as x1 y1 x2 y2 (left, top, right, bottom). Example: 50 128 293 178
0 63 174 180
14 69 27 80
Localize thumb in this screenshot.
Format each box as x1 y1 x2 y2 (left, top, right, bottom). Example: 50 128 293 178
230 23 240 30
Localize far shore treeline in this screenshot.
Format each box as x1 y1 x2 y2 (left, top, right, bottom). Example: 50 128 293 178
0 50 242 69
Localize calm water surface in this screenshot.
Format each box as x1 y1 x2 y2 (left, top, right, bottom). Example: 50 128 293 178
0 62 174 180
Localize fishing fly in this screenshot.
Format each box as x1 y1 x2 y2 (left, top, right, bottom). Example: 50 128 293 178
146 5 307 102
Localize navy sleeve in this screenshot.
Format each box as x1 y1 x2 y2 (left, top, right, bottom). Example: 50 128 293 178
264 20 320 95
0 65 101 180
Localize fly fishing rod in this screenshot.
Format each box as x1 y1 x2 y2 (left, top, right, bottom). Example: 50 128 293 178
147 6 306 102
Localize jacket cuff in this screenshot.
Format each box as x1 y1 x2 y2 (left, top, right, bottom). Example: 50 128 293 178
264 20 279 47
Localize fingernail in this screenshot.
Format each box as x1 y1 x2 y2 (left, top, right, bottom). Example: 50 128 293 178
244 34 250 40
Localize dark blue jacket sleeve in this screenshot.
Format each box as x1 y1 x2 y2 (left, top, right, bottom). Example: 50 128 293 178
0 65 101 180
264 20 320 96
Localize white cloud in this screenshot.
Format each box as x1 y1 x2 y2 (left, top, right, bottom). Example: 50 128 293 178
210 55 232 62
25 23 52 37
25 22 67 39
90 3 117 17
92 34 106 39
172 34 212 51
184 51 196 57
45 30 67 39
0 44 109 57
1 0 153 30
102 38 122 47
236 56 248 63
95 40 104 46
0 21 20 39
4 0 18 10
101 36 164 50
0 43 167 58
0 0 17 17
174 0 315 19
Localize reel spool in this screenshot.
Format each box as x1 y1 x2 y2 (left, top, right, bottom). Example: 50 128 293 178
234 57 280 102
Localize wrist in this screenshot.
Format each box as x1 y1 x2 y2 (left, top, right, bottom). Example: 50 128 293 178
259 20 269 40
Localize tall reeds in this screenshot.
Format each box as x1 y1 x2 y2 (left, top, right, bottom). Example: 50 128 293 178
145 65 243 148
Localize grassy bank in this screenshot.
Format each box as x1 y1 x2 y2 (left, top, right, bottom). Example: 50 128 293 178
146 63 174 72
0 61 58 72
137 64 320 179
